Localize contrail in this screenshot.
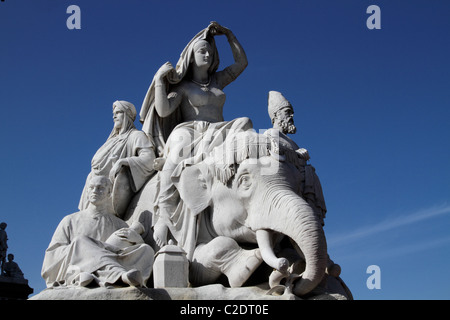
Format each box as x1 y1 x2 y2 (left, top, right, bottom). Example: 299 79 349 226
327 203 450 246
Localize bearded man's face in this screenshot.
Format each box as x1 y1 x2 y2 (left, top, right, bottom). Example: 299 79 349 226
275 107 296 134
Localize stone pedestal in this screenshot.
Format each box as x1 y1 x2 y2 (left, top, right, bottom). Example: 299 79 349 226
29 283 348 300
153 244 189 288
0 276 34 300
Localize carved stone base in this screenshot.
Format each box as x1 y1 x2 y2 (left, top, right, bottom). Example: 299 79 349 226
0 276 34 300
30 283 347 300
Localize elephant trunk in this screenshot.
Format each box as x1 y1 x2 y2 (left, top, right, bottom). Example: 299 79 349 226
250 188 327 296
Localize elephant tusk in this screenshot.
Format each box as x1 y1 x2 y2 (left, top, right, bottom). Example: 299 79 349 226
256 230 289 273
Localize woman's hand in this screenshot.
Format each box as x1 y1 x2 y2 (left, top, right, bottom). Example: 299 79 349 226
155 61 174 83
208 21 230 36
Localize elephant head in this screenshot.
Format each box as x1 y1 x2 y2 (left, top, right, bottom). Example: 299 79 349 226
173 131 328 296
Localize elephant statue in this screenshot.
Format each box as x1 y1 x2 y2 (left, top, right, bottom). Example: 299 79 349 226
125 130 349 298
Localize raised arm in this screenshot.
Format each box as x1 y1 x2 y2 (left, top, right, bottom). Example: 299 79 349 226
154 62 182 118
209 22 248 88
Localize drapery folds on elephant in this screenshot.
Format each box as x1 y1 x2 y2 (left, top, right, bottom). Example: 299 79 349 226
131 130 334 297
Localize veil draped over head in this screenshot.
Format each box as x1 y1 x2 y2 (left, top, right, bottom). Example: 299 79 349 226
139 26 220 157
110 100 137 138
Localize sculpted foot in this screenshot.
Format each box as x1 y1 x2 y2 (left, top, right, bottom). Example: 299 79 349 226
227 249 263 288
78 272 95 287
153 221 169 248
122 269 144 287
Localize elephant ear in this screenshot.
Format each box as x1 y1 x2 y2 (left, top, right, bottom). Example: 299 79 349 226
174 162 212 215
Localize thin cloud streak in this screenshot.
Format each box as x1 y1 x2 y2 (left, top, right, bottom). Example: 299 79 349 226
331 235 450 263
376 235 450 259
327 203 450 246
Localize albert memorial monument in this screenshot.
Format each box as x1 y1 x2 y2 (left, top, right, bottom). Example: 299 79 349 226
32 22 353 300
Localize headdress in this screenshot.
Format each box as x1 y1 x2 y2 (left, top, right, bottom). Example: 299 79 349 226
268 91 293 121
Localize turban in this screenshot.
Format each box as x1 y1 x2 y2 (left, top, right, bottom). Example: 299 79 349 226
268 91 292 121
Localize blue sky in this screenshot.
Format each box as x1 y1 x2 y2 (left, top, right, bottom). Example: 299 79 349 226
1 0 449 300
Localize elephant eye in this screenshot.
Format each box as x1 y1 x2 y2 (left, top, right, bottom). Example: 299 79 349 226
238 174 251 189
